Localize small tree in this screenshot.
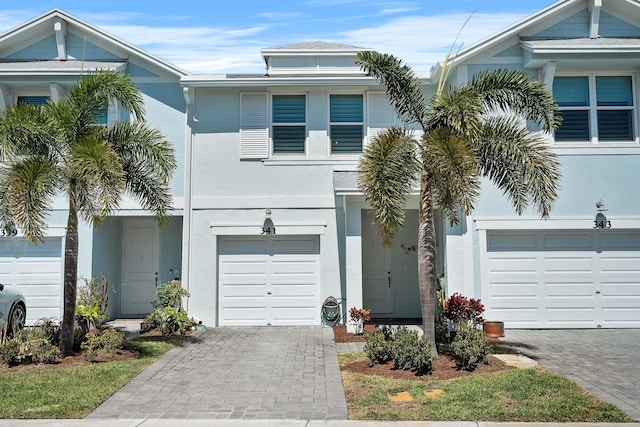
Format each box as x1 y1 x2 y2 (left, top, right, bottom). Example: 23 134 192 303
357 51 562 355
0 71 176 356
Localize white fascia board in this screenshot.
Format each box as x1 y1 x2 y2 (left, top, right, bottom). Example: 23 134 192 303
210 223 327 235
181 76 383 87
475 217 640 230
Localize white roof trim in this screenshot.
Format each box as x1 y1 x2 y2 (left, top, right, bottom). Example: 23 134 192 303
0 60 127 76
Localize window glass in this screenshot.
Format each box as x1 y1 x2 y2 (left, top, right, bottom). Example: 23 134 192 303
330 94 363 153
553 77 589 107
272 95 305 154
553 75 634 143
17 96 49 106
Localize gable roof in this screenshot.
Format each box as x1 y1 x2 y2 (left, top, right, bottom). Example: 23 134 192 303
0 8 188 77
432 0 640 79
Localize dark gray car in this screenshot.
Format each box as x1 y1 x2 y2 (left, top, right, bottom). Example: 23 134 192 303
0 283 26 337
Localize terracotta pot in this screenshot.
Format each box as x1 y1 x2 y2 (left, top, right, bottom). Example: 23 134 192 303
483 321 504 338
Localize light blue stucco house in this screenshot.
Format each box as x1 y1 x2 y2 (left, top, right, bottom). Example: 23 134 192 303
0 9 187 323
2 0 639 329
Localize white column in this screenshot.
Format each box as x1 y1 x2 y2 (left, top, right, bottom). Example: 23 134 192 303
345 201 363 313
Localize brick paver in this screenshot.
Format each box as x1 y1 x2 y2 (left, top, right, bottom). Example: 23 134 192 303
88 326 347 420
503 329 640 421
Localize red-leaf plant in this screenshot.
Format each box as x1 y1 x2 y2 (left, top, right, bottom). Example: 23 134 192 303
349 307 371 322
442 293 485 325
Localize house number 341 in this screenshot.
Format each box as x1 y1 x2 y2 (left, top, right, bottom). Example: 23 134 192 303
261 226 276 235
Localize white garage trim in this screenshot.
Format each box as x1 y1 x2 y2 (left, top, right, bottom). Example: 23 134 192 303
218 235 321 326
211 223 326 236
481 229 640 329
476 218 640 230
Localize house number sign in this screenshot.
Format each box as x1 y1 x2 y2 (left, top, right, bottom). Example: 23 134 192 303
1 228 18 237
593 212 611 229
261 225 276 235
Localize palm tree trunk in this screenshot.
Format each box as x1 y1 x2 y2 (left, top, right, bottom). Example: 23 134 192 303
418 171 438 356
60 184 78 356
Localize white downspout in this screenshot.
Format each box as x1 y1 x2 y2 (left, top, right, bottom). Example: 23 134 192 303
181 86 194 312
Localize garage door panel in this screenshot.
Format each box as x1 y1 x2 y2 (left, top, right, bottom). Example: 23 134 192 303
546 282 593 297
546 307 595 326
543 234 592 250
544 257 593 273
488 257 537 273
218 236 320 326
485 230 640 328
489 282 538 298
600 256 640 273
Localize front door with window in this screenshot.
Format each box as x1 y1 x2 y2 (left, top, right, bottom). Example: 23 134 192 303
362 210 394 315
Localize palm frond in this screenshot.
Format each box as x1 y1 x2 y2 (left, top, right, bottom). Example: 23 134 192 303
5 157 59 242
470 69 562 133
0 103 57 159
70 70 145 122
68 136 126 222
426 86 484 140
356 51 427 131
358 127 420 246
474 116 561 216
108 121 177 182
422 128 480 224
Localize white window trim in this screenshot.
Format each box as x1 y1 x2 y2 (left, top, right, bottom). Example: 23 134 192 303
553 72 639 146
270 92 308 158
328 91 365 157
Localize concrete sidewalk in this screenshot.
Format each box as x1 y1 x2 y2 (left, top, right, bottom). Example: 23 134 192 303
0 420 638 426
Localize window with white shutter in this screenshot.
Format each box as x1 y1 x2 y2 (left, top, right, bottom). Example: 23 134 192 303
367 92 396 144
240 92 269 159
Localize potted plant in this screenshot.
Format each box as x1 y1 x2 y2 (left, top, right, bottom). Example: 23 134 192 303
347 307 371 335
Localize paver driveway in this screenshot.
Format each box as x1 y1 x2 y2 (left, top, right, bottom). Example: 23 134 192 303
503 329 640 421
88 326 347 420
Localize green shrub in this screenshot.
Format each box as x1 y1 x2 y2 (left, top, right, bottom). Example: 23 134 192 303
391 326 419 370
145 307 194 336
0 336 21 365
412 336 434 375
363 329 392 366
0 332 60 365
81 328 125 361
31 318 60 346
24 339 61 364
77 275 111 328
151 280 189 310
451 322 491 371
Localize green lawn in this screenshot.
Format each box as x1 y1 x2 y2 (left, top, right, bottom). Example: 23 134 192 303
0 337 177 418
340 352 633 422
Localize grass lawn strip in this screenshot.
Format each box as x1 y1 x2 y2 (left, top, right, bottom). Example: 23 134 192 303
0 337 177 418
339 352 632 422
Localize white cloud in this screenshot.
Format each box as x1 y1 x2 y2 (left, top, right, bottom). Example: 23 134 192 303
0 8 529 74
339 13 528 71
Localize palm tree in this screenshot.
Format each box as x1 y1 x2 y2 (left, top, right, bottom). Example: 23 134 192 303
356 51 561 355
0 70 176 356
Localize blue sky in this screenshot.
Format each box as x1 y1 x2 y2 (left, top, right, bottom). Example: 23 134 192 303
0 1 555 74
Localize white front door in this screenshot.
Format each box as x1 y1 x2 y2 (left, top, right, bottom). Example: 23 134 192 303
122 219 159 316
362 211 394 315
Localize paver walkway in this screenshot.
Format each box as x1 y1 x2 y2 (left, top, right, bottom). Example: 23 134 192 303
503 329 640 421
88 326 347 420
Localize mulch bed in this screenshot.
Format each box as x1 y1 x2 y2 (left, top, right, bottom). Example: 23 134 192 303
334 324 514 380
342 354 513 381
0 348 139 374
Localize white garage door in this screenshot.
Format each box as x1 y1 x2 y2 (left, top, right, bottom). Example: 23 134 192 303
0 237 63 324
218 236 320 326
484 230 640 328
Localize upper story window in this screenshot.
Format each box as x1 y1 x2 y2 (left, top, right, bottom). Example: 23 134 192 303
553 75 635 142
272 94 306 154
17 96 50 106
330 94 363 153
